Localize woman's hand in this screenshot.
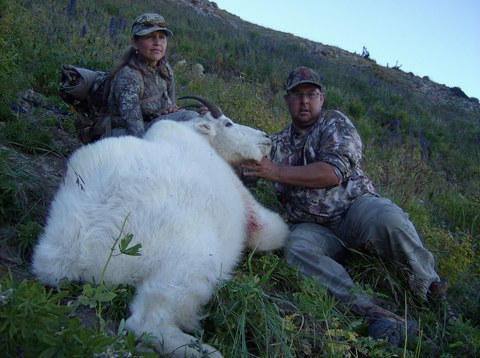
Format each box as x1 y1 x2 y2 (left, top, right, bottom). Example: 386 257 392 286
197 106 209 116
162 105 182 114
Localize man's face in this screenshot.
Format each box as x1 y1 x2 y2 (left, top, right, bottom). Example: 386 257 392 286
284 83 324 132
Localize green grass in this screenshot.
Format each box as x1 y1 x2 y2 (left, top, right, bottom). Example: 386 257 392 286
0 0 479 356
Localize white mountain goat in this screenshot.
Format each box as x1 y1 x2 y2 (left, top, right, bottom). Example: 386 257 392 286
31 96 289 357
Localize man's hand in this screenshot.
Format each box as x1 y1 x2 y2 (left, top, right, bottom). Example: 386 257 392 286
241 158 280 181
242 158 339 188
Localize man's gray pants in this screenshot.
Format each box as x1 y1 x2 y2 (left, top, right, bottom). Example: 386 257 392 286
284 195 440 310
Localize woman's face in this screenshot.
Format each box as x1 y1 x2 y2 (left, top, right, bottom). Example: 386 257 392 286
132 31 168 66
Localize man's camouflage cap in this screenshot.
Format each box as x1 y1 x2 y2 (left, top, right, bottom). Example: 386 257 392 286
286 66 322 91
132 13 173 37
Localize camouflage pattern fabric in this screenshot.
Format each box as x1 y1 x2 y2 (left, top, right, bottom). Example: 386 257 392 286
108 60 175 137
131 13 173 37
286 66 322 91
270 109 377 225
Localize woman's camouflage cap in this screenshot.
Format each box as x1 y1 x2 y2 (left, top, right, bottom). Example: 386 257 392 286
286 66 322 91
132 13 173 37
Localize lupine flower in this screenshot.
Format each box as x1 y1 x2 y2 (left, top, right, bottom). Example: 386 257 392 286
67 0 76 16
387 118 401 143
109 16 116 37
81 24 87 37
419 130 429 155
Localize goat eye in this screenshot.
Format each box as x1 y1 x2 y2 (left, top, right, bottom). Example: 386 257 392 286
225 122 233 127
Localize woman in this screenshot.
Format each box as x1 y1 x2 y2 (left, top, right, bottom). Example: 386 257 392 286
107 13 197 137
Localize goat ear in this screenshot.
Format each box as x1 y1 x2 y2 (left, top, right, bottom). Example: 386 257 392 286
194 121 216 137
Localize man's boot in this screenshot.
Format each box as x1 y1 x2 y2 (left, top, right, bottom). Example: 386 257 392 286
353 303 418 346
427 280 458 324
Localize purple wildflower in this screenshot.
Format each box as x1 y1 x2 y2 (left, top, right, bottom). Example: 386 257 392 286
419 130 429 156
109 16 116 37
67 0 76 16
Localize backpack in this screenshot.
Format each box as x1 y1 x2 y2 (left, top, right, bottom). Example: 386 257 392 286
59 65 113 144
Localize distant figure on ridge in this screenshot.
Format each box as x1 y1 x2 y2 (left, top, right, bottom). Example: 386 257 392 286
362 45 370 58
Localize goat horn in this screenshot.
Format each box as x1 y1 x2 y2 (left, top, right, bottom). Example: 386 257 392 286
178 95 223 119
179 103 204 110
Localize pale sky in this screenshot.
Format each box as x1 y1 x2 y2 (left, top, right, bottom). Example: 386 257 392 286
213 0 480 100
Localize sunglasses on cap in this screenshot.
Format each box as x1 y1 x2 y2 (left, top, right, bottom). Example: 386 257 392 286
142 21 168 27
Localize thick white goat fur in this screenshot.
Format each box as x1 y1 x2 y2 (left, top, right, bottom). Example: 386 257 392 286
32 114 289 357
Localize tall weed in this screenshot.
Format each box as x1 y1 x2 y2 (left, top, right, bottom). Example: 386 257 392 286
0 0 479 356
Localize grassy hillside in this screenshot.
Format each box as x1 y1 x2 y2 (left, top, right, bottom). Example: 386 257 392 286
1 0 479 356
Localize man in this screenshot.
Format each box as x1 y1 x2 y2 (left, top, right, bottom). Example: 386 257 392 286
242 66 456 345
